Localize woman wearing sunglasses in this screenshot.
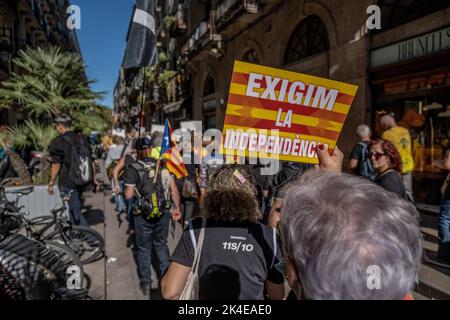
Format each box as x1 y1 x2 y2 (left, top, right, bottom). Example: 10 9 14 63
369 139 407 199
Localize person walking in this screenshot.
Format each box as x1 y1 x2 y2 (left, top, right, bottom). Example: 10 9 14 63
161 165 285 300
124 137 181 297
349 124 376 181
430 148 450 267
380 114 415 201
369 139 406 199
47 115 99 227
106 136 126 216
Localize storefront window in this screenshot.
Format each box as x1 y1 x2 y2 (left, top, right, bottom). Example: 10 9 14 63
373 71 450 204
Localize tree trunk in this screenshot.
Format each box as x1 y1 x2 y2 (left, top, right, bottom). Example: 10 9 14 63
5 150 32 186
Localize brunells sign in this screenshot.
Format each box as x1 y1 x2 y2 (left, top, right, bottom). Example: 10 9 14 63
221 61 359 164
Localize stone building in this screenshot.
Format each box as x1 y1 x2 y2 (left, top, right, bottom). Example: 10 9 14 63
117 0 450 205
0 0 81 125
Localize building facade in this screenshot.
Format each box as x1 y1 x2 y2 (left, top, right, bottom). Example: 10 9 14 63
0 0 82 125
116 0 450 205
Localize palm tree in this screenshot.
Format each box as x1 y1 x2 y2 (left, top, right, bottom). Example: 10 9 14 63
72 105 113 135
0 46 104 118
7 121 57 184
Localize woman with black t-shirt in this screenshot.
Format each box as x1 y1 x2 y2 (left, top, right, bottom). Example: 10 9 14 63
161 165 285 300
369 139 407 199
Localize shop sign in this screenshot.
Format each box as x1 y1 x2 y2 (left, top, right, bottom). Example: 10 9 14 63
371 26 450 68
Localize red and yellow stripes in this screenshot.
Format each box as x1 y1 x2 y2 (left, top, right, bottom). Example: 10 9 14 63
222 60 359 164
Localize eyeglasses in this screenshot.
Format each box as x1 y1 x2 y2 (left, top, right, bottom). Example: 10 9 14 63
369 151 386 161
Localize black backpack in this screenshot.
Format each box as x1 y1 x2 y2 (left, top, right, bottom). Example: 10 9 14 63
358 142 377 181
63 135 93 188
131 161 171 223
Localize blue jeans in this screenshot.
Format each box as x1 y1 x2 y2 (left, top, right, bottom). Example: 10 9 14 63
134 211 171 288
61 187 90 228
112 180 126 213
437 184 450 262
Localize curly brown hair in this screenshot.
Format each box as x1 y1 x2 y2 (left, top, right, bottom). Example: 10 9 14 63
203 165 262 223
370 139 403 173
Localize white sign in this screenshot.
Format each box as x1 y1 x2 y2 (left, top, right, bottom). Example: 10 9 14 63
151 124 164 134
371 26 450 68
180 121 198 132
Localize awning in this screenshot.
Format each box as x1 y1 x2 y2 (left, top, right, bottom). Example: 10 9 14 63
163 99 185 114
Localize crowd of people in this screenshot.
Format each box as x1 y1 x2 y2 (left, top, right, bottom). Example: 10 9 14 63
6 111 446 300
96 113 448 300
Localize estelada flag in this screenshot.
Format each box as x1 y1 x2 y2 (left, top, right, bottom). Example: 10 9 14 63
160 119 188 179
221 61 359 164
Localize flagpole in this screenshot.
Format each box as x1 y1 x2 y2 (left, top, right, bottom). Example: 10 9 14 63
138 67 147 140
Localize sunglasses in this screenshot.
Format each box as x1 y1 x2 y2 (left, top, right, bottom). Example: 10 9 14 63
369 151 386 161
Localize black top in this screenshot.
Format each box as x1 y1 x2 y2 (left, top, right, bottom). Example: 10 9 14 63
273 163 313 198
350 141 369 175
48 132 90 190
171 218 284 300
123 157 155 188
376 170 406 199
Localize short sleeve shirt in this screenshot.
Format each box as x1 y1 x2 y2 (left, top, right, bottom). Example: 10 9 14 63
382 127 414 173
171 218 284 300
48 131 90 189
124 157 156 188
376 170 406 199
350 141 369 175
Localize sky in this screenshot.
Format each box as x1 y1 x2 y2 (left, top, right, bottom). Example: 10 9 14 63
71 0 136 109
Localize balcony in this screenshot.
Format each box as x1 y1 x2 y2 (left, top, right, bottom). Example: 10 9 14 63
214 0 284 38
180 18 212 61
215 0 260 33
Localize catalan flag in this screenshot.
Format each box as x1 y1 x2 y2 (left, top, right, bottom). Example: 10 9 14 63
160 119 188 179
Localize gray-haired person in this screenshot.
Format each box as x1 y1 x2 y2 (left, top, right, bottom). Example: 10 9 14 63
279 144 422 300
349 124 376 180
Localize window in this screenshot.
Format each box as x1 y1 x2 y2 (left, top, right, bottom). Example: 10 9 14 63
203 73 215 97
378 0 449 30
284 16 329 65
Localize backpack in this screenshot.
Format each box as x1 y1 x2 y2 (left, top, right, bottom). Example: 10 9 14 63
131 160 171 223
62 135 94 188
358 142 377 181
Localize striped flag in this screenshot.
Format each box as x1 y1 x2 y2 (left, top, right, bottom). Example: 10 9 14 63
122 0 158 70
160 119 188 179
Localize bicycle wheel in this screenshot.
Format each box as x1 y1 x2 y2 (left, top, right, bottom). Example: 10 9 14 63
46 226 105 265
44 241 86 289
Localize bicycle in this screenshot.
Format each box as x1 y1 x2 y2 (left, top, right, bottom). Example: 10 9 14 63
13 189 105 265
0 183 89 299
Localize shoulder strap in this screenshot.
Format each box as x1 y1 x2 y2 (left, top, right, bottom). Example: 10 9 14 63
271 227 277 269
188 219 197 248
191 218 206 273
62 135 73 146
357 141 367 148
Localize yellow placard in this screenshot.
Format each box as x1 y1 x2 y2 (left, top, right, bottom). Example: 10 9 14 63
221 60 359 164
